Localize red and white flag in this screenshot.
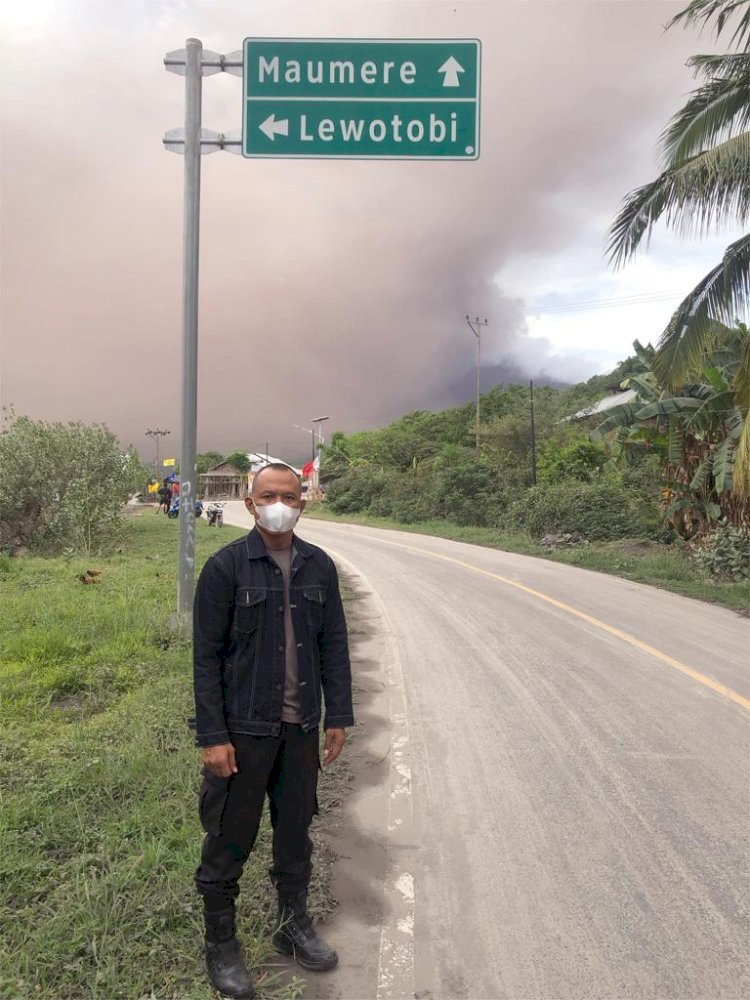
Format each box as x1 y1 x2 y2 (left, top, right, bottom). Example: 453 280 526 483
302 455 320 477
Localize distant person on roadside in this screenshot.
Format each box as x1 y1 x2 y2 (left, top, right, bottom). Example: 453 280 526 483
157 481 172 514
192 463 353 1000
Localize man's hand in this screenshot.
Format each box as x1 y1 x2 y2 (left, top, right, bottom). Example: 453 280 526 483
323 728 346 766
201 743 238 778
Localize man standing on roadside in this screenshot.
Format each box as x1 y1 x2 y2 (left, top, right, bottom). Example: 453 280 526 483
192 463 353 1000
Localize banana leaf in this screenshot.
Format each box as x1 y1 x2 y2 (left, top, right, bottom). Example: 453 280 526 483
713 437 735 493
636 397 704 419
668 418 684 465
590 403 642 440
625 374 659 401
689 454 714 491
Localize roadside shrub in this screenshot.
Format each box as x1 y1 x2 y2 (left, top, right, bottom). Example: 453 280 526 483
365 468 434 523
0 415 131 556
503 480 661 541
327 454 515 527
538 435 610 484
380 492 433 524
326 466 390 514
690 523 750 581
430 459 510 527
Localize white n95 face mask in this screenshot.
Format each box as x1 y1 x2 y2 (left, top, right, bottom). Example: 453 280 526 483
255 501 301 533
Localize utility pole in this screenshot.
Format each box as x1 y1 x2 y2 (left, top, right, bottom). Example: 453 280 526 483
145 428 170 476
530 379 537 486
466 316 488 456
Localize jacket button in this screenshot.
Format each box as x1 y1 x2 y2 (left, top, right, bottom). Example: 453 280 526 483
275 684 282 691
278 645 284 652
278 606 284 613
274 568 281 575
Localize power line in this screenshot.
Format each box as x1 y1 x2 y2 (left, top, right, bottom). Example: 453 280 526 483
529 291 682 315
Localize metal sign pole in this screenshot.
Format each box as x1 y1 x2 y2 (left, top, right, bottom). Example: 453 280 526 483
164 41 241 631
177 38 202 626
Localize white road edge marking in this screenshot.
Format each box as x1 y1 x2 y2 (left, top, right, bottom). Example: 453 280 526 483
322 544 416 1000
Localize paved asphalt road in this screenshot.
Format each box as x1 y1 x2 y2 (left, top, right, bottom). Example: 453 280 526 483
222 506 749 1000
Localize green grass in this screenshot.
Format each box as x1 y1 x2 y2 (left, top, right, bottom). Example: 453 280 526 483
0 512 305 1000
305 505 750 615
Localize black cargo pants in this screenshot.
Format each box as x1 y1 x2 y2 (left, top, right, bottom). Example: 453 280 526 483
194 724 319 907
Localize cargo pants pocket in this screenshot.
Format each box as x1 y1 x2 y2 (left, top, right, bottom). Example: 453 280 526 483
198 769 232 837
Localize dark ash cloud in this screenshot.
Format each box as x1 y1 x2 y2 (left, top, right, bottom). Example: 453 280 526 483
0 0 695 462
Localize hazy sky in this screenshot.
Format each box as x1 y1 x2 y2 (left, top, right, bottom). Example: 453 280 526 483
0 0 735 464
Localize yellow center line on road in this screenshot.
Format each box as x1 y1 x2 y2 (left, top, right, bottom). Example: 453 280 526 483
345 530 750 713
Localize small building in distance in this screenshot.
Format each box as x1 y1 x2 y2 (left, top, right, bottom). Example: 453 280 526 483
199 459 247 500
566 388 637 422
200 452 303 499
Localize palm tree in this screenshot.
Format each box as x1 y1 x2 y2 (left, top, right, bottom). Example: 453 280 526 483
607 0 750 439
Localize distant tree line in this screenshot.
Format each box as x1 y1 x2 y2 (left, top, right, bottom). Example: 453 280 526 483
319 365 666 542
320 324 749 553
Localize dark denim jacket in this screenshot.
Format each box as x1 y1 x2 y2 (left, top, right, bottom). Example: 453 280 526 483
192 528 353 746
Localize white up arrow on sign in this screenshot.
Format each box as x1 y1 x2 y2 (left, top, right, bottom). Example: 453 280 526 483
438 56 464 87
259 114 289 140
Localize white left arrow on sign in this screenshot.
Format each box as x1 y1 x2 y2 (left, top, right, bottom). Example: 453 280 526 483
259 114 289 141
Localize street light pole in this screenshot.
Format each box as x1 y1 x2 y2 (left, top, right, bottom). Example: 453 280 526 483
293 424 315 465
311 415 330 448
311 415 330 500
466 316 488 456
146 428 171 476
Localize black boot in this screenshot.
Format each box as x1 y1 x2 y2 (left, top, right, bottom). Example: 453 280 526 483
273 890 339 971
204 907 256 999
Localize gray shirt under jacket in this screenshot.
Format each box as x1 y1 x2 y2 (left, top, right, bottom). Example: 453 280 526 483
266 544 302 725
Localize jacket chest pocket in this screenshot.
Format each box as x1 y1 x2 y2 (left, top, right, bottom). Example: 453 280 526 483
233 588 266 634
303 586 326 632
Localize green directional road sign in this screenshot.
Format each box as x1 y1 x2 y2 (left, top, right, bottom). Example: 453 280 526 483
242 38 481 160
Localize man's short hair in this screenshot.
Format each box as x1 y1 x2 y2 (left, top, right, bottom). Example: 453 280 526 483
252 463 302 494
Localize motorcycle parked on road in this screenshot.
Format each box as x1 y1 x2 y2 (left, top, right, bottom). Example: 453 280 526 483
205 502 225 527
167 497 204 519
